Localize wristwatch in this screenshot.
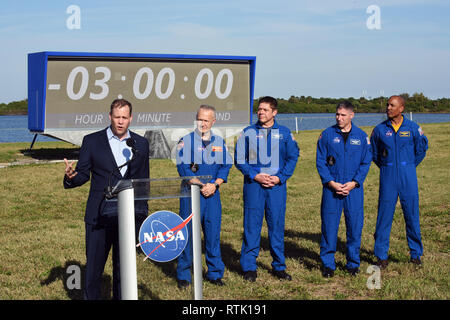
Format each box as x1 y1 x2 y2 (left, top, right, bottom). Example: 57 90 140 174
214 182 220 189
353 180 360 188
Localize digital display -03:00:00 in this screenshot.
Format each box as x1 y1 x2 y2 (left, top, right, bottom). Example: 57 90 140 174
64 66 234 101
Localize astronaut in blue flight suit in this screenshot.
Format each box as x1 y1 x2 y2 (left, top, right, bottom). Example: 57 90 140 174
371 95 428 269
316 101 372 277
175 105 232 289
235 96 299 282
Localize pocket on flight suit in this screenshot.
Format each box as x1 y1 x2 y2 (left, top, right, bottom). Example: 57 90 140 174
243 182 263 209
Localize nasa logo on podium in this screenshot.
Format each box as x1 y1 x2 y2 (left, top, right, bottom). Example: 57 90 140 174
137 210 190 262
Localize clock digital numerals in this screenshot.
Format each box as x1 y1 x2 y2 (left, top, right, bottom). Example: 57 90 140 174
194 68 233 100
90 67 111 100
133 67 154 99
63 65 234 101
66 66 88 100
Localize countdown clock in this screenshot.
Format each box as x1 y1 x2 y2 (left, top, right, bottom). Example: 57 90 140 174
28 51 256 134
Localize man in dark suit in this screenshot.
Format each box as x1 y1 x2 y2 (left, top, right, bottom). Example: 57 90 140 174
63 99 149 300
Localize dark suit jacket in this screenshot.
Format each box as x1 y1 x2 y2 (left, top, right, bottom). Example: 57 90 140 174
64 128 149 225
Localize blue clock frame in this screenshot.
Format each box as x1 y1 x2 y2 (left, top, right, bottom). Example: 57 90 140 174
28 51 256 132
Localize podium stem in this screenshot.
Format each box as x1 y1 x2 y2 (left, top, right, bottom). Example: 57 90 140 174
191 185 203 300
118 187 138 300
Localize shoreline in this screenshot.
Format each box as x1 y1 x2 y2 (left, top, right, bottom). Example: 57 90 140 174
3 111 450 116
0 112 27 116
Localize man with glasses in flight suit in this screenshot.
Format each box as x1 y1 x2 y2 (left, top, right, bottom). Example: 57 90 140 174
175 105 232 289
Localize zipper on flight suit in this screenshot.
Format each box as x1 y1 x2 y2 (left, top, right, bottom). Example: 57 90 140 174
391 122 400 190
343 133 348 183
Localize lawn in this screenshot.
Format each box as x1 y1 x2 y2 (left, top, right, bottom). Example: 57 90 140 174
0 122 448 300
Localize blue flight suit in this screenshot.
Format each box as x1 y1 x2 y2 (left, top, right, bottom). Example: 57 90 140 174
371 116 428 261
316 124 372 270
235 120 299 272
176 130 232 282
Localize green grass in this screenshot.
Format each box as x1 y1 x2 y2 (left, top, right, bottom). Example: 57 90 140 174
0 122 448 300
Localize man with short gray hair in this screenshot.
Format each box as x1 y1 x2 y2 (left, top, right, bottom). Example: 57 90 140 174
175 105 232 288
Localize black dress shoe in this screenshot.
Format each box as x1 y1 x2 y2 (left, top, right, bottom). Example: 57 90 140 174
410 257 422 266
322 267 334 278
207 278 225 286
272 270 292 281
346 267 360 276
243 271 257 282
177 279 190 289
376 259 389 270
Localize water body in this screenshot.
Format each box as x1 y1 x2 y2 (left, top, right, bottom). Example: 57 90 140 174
1 113 450 143
0 115 57 143
260 113 450 132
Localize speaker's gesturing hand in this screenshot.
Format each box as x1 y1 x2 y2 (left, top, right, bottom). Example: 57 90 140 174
64 158 78 180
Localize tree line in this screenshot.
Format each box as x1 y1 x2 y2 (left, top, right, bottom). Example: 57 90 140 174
1 93 450 116
254 93 450 113
0 99 27 115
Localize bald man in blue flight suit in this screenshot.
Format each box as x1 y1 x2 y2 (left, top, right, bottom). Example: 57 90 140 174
371 95 428 269
235 96 299 282
176 105 232 289
316 101 372 277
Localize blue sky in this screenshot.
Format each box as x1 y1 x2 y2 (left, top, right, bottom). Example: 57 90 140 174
1 0 449 103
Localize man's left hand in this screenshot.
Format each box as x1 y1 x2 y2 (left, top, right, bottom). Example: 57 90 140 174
201 183 217 197
261 175 280 188
338 181 357 196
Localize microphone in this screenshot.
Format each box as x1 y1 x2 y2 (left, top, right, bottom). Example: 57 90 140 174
126 138 138 156
126 138 135 148
104 138 140 199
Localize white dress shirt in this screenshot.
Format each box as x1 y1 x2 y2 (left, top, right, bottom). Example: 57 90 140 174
106 127 132 177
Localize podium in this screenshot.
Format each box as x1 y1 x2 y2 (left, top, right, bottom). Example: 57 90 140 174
107 176 212 300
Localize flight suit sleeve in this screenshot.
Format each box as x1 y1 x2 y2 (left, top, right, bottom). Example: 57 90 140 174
275 131 299 184
370 128 381 168
176 138 196 177
352 133 372 186
234 131 260 180
315 131 334 185
216 141 233 182
413 126 428 167
63 135 91 189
